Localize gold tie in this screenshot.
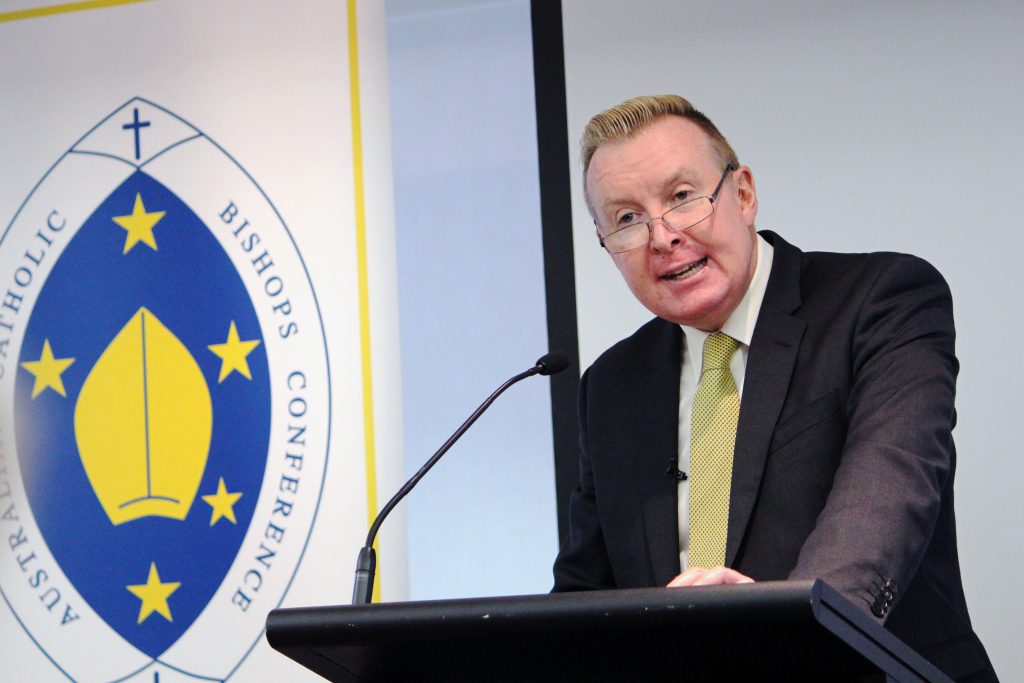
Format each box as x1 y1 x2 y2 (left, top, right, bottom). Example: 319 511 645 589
688 332 741 568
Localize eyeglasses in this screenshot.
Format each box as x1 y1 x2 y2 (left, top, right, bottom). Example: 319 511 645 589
597 165 736 254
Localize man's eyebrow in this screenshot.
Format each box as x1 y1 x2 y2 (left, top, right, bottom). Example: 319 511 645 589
598 194 637 212
661 166 702 190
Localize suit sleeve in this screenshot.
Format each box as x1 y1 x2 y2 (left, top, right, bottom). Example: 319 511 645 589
788 254 957 620
552 368 617 591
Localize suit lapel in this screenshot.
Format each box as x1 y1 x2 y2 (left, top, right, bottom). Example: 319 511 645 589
635 322 684 586
725 232 806 567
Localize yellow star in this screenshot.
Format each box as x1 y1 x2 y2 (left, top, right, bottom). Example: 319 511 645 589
20 339 75 398
112 193 165 254
208 321 260 383
126 563 180 624
202 477 243 526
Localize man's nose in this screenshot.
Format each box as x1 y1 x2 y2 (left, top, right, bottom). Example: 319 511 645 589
647 216 683 252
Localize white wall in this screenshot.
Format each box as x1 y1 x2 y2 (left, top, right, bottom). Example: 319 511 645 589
562 1 1022 678
386 0 558 600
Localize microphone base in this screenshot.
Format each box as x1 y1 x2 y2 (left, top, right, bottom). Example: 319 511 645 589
352 546 377 605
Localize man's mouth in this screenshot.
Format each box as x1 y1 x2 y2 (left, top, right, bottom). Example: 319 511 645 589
661 257 707 280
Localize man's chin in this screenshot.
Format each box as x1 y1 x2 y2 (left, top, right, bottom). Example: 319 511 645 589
654 298 729 330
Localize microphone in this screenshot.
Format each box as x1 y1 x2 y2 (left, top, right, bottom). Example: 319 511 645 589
351 351 570 605
535 350 569 376
666 456 687 481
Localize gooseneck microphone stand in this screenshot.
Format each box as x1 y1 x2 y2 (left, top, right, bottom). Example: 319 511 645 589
351 351 569 605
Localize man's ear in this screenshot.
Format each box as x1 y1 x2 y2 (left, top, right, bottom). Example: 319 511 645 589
734 165 758 225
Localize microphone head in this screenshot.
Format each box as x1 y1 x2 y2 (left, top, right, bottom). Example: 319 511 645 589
535 351 570 376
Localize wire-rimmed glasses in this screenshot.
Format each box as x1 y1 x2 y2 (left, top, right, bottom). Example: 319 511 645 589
597 164 736 254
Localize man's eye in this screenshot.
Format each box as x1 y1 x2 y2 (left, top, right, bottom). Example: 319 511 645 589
617 212 637 226
674 190 691 202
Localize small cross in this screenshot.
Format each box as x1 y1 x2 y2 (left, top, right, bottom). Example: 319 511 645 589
122 107 151 161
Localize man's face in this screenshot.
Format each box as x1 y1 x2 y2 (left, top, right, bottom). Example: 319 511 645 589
586 116 759 331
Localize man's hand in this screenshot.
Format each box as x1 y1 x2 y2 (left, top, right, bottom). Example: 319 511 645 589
667 566 755 587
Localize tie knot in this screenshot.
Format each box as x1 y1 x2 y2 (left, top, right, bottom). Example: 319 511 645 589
702 332 740 372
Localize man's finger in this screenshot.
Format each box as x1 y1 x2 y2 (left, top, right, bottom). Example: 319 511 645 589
693 566 755 586
666 567 708 587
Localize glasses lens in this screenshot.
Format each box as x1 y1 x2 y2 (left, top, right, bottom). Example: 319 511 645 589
663 197 713 231
604 224 648 253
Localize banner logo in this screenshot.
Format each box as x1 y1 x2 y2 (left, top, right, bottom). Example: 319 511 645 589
0 98 331 682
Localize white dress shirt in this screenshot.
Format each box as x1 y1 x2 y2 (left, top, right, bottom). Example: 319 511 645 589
676 234 774 570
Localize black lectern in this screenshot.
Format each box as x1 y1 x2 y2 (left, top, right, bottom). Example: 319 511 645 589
265 579 951 682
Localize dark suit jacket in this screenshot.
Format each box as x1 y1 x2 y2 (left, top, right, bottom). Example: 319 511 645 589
553 232 995 681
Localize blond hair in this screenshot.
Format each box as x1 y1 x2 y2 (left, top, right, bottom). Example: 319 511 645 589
581 95 739 181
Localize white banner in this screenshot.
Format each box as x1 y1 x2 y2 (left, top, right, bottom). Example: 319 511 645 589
0 1 403 680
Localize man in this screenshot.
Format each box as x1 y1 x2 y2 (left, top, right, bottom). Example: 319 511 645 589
552 95 996 681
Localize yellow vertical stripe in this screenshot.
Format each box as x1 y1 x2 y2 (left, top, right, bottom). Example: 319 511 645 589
347 0 381 602
0 0 149 23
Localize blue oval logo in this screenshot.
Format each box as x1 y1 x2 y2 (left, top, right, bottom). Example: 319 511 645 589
1 97 331 682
